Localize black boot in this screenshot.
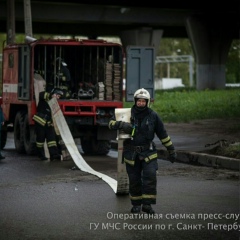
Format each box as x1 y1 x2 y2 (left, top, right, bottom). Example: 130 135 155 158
131 205 141 213
38 148 48 161
50 154 62 161
142 205 155 214
40 156 48 161
0 154 5 160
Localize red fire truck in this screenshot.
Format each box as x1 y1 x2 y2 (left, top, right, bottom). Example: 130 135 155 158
1 37 155 156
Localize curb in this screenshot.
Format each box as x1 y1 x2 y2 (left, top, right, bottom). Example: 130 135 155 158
111 141 239 171
158 150 240 171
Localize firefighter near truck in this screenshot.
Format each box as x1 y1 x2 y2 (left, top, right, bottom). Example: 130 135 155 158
1 37 125 156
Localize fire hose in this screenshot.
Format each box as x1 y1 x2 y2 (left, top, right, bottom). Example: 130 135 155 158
48 98 129 195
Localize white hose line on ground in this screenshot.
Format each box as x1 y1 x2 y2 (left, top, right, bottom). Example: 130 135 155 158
48 98 118 193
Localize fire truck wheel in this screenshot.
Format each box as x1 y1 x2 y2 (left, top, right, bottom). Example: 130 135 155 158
1 125 7 149
14 111 26 153
80 138 91 154
81 138 110 155
23 114 37 155
94 140 111 155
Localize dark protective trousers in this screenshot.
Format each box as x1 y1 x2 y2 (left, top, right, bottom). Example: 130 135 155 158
35 123 59 157
126 156 158 206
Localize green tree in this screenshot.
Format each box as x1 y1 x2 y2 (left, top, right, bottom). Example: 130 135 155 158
156 38 240 86
156 38 193 86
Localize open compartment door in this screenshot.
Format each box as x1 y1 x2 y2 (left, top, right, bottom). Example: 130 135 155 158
125 46 155 102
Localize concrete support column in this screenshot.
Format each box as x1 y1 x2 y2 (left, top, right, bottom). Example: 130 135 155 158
186 15 233 90
7 0 15 44
23 0 33 37
119 27 163 55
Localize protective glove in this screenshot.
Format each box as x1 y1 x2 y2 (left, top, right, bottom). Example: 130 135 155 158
119 121 133 134
168 150 177 163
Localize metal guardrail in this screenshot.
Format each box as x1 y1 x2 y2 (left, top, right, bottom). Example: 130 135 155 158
155 55 194 87
155 55 193 63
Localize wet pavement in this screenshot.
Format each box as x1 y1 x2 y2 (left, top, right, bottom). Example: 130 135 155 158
0 126 239 240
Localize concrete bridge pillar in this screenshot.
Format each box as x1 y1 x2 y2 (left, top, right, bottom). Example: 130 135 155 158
119 27 163 56
186 15 233 90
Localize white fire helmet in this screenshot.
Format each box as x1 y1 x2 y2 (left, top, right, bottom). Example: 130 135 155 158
56 57 67 66
133 88 151 107
62 61 67 67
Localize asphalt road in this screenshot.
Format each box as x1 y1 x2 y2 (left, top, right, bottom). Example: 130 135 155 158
0 133 239 240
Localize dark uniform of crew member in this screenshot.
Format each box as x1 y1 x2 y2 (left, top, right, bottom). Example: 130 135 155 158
33 88 63 161
58 60 72 98
109 88 177 214
47 58 72 99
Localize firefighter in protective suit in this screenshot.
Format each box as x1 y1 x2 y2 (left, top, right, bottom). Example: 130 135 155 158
109 88 177 214
57 60 72 99
47 58 72 99
33 88 63 161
